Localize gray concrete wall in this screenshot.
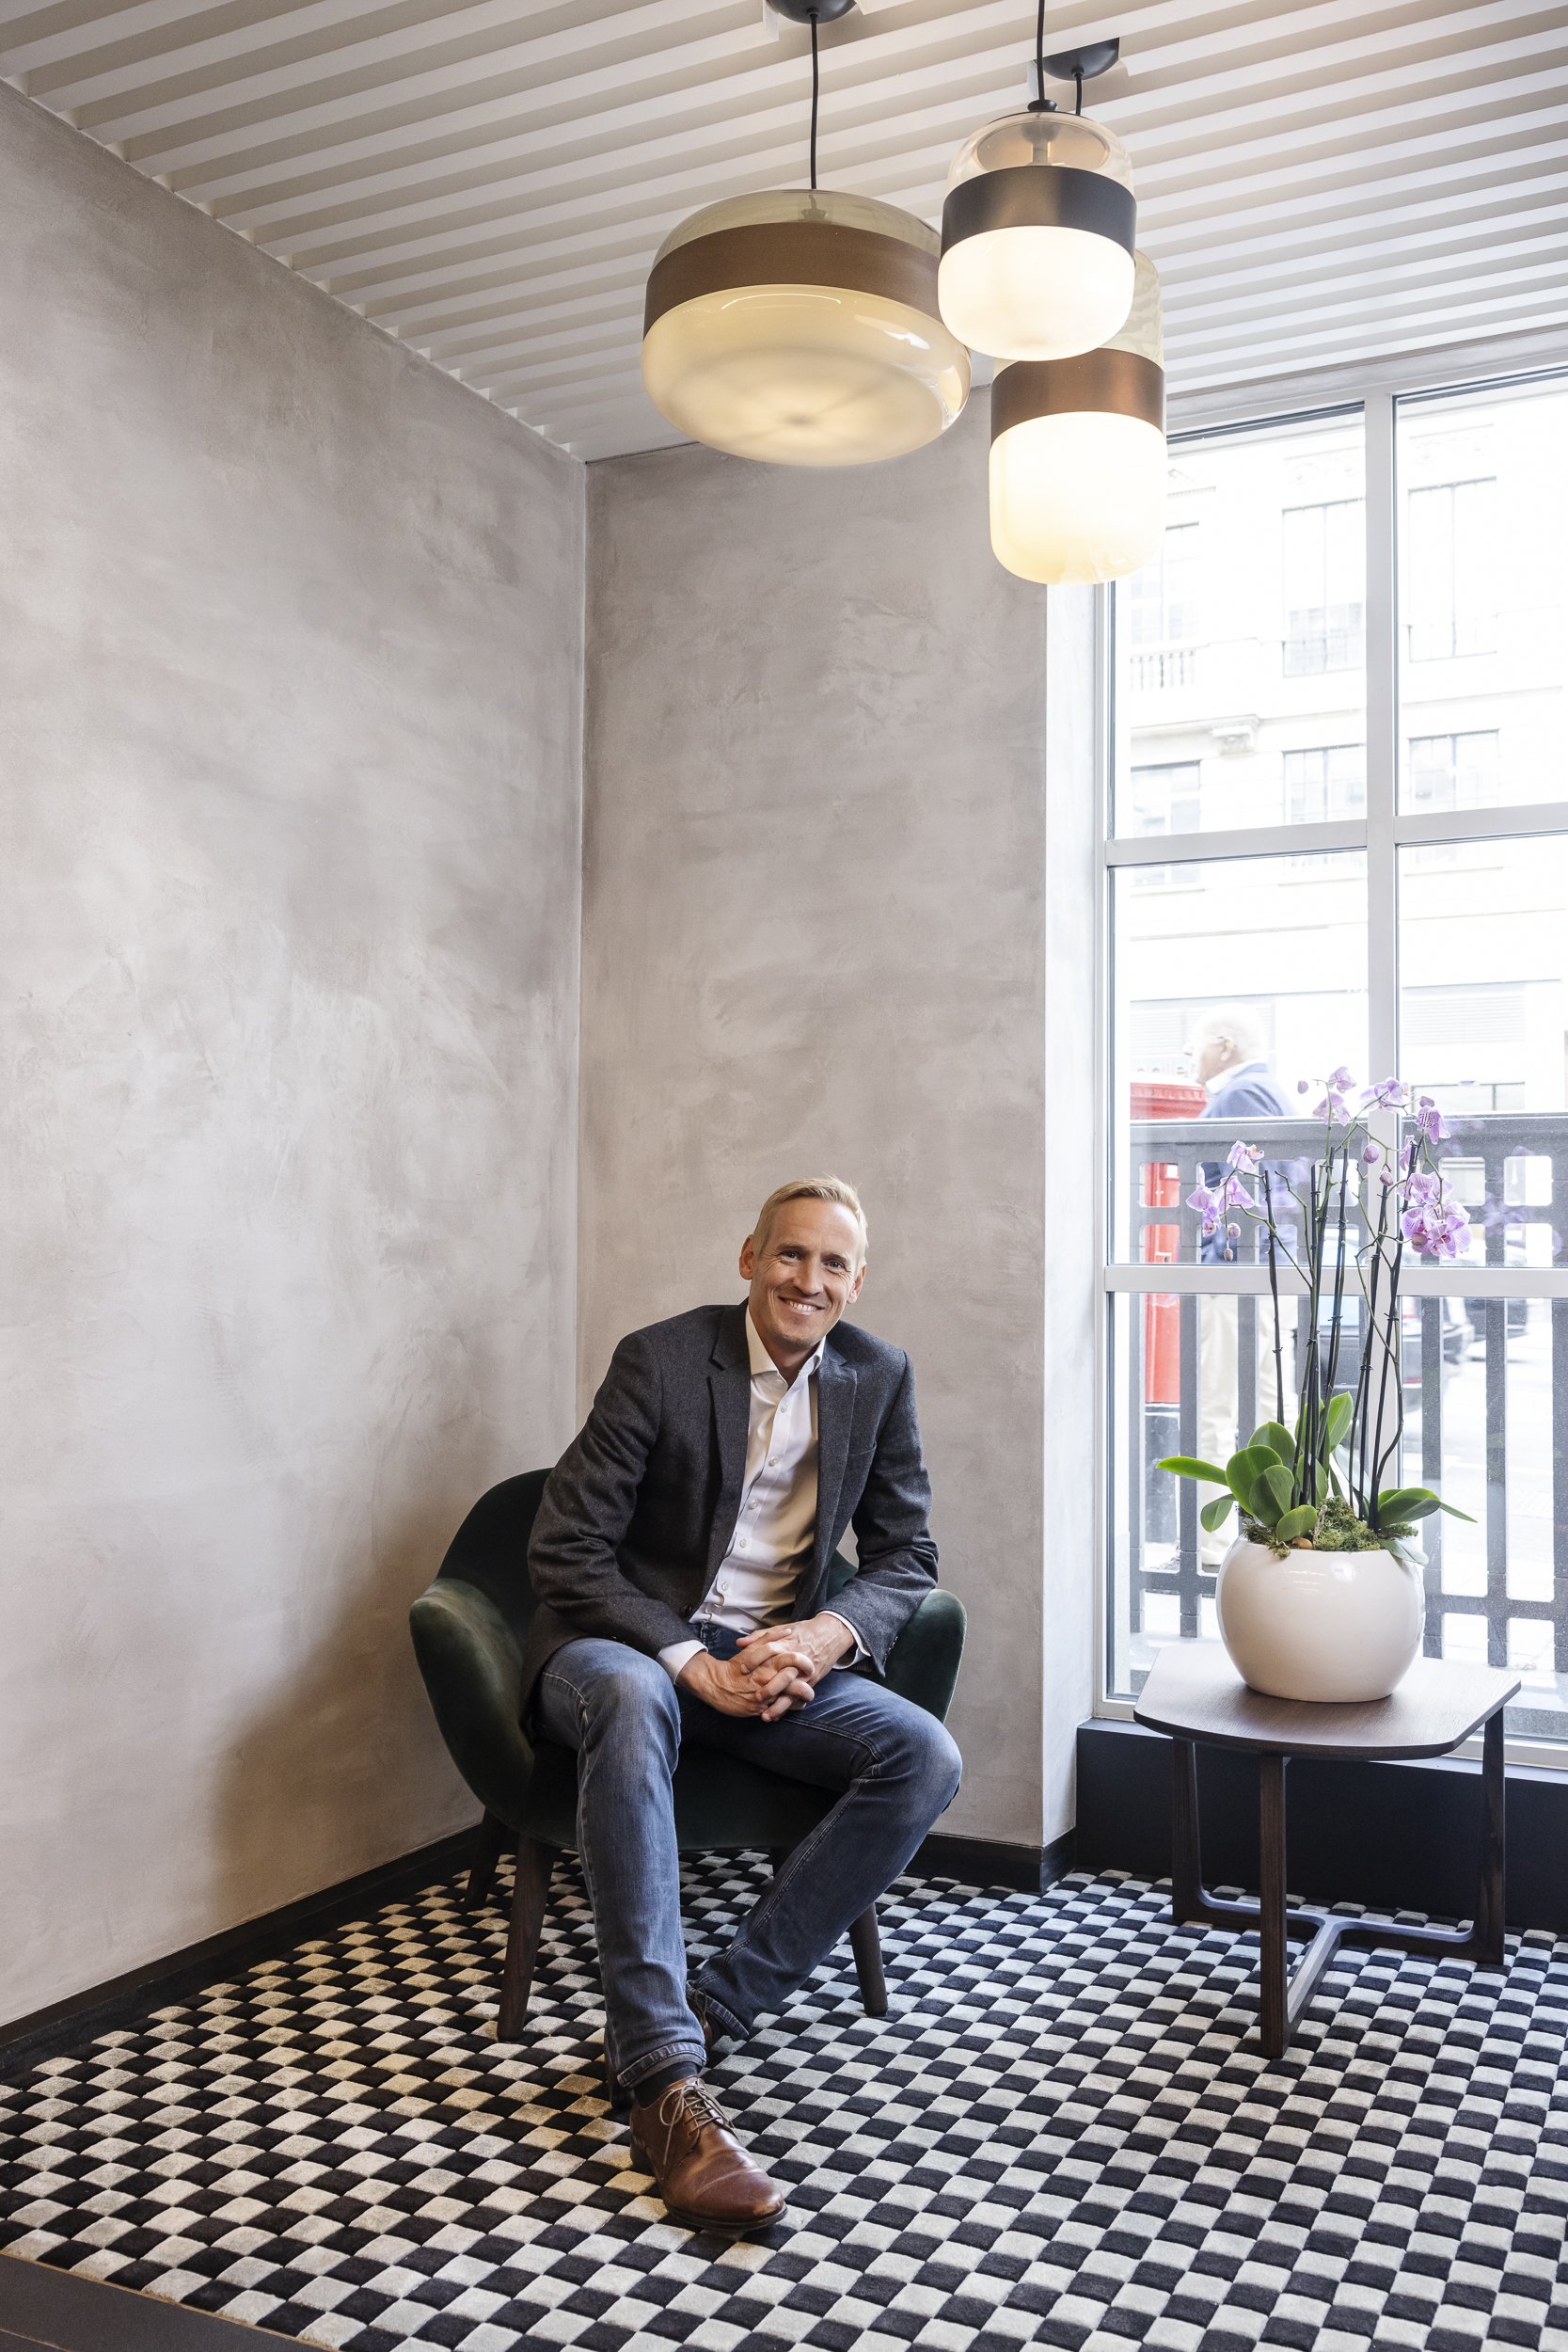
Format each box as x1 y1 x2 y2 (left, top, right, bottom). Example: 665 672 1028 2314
581 401 1085 1852
0 90 585 2026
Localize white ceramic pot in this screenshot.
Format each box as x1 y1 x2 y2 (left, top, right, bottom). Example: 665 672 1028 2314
1215 1536 1424 1703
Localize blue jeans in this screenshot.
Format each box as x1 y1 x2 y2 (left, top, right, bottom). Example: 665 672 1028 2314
532 1626 962 2097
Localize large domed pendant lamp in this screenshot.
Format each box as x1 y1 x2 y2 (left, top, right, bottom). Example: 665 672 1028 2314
641 0 970 466
939 11 1135 362
989 250 1165 584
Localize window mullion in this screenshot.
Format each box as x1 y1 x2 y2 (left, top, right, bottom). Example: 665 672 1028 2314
1365 389 1399 1084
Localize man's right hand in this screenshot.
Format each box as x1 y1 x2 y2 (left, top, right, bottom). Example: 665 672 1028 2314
677 1645 814 1722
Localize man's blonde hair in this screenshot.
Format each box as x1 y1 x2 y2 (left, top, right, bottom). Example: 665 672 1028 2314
752 1176 868 1267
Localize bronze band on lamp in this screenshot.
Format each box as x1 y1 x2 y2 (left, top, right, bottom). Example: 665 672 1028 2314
941 164 1136 260
988 247 1167 586
937 102 1138 364
990 345 1164 440
643 221 943 339
641 188 970 467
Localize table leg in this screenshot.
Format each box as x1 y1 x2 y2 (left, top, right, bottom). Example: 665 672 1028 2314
1258 1753 1289 2058
1171 1739 1202 1922
1475 1709 1506 1966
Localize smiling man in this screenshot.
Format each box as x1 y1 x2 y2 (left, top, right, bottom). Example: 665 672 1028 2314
525 1177 958 2233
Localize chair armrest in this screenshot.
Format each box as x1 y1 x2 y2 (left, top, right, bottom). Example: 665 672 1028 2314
880 1588 966 1722
409 1579 536 1829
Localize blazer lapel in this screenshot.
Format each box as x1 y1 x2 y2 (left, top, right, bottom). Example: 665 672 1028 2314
812 1346 857 1584
705 1306 752 1582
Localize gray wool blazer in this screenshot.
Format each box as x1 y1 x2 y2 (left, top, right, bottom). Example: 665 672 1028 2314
522 1301 939 1708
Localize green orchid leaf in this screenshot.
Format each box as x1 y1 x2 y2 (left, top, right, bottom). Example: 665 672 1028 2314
1323 1392 1354 1452
1255 1463 1294 1525
1275 1504 1317 1543
1436 1499 1477 1523
1249 1421 1296 1466
1377 1486 1439 1522
1200 1494 1235 1534
1227 1446 1279 1510
1155 1456 1231 1486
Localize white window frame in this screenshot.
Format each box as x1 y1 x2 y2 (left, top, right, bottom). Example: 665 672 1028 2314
1091 338 1568 1771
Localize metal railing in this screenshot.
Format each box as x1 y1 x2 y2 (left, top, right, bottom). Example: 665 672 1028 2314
1129 644 1197 691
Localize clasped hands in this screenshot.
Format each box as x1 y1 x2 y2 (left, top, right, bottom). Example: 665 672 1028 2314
676 1614 854 1723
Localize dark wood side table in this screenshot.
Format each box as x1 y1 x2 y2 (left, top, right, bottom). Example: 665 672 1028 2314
1133 1644 1519 2059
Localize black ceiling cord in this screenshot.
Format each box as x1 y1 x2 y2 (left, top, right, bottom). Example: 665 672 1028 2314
1028 0 1054 113
809 8 820 190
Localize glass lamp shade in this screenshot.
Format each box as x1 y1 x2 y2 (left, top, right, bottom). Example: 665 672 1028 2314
642 189 971 467
989 251 1165 584
939 109 1135 362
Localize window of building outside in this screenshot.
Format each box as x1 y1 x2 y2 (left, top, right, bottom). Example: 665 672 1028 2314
1104 373 1568 1751
1282 497 1365 676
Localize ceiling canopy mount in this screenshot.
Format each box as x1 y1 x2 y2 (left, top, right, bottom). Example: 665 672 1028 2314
766 0 858 23
1036 38 1119 110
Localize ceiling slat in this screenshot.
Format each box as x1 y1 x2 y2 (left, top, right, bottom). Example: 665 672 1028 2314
6 0 1561 460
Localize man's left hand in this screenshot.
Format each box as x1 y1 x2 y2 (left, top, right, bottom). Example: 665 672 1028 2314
735 1613 854 1708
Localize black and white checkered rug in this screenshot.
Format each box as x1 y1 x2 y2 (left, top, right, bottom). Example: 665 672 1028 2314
2 1858 1565 2352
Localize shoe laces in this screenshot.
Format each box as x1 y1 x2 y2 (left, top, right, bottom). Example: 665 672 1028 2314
658 2079 726 2135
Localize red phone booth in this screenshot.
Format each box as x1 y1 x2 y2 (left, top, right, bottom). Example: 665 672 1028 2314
1132 1078 1206 1405
1132 1078 1206 1544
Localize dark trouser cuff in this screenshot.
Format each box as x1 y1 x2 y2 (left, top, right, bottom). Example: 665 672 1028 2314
689 1979 748 2044
619 2041 706 2096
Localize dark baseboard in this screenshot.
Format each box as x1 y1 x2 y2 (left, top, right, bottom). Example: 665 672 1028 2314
2 1820 1069 2083
1076 1717 1568 1934
0 1828 477 2082
0 2253 284 2348
913 1830 1070 1893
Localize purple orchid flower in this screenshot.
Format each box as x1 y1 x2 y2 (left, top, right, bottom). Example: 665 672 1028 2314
1312 1066 1356 1120
1402 1182 1472 1259
1360 1078 1407 1109
1227 1140 1261 1171
1188 1174 1256 1237
1187 1182 1222 1237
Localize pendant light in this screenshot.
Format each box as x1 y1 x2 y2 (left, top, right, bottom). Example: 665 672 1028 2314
939 12 1135 363
989 250 1165 584
641 0 970 467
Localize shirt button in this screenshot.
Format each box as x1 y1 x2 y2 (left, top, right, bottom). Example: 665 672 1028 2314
768 1456 779 1467
736 1537 749 1550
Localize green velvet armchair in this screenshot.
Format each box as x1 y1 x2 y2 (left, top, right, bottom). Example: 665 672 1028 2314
410 1470 966 2040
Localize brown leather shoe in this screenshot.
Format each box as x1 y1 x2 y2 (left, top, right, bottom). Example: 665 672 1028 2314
627 2078 786 2233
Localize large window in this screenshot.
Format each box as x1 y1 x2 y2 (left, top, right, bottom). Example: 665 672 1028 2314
1104 371 1568 1749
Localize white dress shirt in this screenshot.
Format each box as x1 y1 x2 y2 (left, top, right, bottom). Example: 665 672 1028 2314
657 1308 863 1683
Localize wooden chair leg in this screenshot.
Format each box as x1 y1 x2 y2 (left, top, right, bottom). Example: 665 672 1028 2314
497 1838 555 2042
464 1810 509 1914
849 1906 888 2017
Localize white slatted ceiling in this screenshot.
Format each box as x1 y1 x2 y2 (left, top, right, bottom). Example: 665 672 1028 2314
5 0 1564 460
